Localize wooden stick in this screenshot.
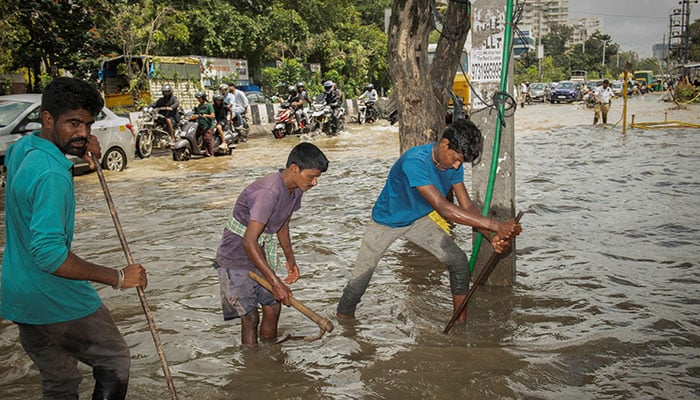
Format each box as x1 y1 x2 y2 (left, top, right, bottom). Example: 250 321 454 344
90 155 179 400
443 210 524 334
247 271 333 336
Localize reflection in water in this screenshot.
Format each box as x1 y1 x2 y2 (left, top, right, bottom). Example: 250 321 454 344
1 121 699 399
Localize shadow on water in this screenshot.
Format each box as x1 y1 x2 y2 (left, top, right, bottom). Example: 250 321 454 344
1 121 699 399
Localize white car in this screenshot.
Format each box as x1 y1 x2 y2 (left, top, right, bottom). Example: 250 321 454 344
0 93 135 176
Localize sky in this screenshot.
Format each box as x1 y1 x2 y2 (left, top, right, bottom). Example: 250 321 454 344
568 0 700 58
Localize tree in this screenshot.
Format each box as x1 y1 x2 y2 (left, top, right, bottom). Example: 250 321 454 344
541 24 572 64
1 0 107 90
387 0 470 153
688 19 700 62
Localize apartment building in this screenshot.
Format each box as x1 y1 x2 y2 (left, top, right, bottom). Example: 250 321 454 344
518 0 569 39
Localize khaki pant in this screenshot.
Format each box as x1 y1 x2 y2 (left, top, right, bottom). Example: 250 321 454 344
594 102 611 124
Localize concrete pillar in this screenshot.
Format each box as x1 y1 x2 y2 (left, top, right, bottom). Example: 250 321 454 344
468 0 517 286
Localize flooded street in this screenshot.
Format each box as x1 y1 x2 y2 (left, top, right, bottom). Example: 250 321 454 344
1 94 699 399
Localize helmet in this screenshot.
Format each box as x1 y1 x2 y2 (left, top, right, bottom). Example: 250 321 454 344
323 80 333 92
195 91 207 100
366 83 374 90
288 85 298 96
296 81 305 90
213 93 224 101
162 84 172 96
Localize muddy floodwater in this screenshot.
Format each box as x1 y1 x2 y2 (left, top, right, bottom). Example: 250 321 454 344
1 94 699 399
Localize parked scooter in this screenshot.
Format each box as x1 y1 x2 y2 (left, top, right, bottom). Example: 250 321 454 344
272 102 307 139
172 112 237 161
135 106 181 158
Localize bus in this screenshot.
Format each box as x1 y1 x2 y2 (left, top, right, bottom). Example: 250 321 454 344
633 70 654 92
571 70 588 82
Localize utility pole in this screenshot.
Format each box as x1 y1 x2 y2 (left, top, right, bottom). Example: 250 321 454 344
681 0 698 65
537 0 543 81
601 39 608 78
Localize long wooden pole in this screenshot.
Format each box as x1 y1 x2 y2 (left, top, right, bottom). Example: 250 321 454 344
91 155 178 400
443 211 524 334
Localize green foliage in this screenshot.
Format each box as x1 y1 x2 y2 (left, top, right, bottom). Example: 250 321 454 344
0 0 387 97
673 82 700 103
261 59 309 95
0 76 12 95
690 19 700 62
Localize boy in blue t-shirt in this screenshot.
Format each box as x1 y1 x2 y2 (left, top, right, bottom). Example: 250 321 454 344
337 118 522 323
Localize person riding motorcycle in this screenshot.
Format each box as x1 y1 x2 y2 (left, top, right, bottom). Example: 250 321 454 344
323 80 343 131
358 83 379 122
193 91 216 157
285 85 305 128
359 83 378 103
296 82 311 125
212 93 230 151
150 84 180 143
227 82 250 142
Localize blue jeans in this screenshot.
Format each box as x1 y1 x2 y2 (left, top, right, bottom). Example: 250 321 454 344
337 215 469 316
16 304 130 400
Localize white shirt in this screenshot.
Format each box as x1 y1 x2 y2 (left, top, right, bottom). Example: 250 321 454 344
595 86 614 104
359 89 378 102
230 89 249 113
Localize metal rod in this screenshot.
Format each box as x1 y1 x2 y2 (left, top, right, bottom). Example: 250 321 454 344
444 210 524 334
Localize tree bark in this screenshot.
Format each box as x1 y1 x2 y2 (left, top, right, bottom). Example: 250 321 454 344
388 0 471 153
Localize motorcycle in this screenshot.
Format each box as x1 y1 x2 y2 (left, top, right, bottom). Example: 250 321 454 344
325 105 345 135
357 100 379 124
232 114 250 143
172 112 237 161
583 92 597 108
309 97 345 136
272 102 307 139
135 106 180 158
308 98 327 133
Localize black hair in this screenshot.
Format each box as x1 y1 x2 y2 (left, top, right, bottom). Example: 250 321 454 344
41 77 104 118
286 142 329 172
441 118 483 165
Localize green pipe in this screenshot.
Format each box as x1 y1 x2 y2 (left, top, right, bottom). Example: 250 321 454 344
469 0 514 273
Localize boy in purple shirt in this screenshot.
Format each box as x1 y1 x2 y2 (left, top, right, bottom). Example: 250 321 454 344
214 142 329 347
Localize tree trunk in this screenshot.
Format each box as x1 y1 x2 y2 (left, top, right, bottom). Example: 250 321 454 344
388 0 471 153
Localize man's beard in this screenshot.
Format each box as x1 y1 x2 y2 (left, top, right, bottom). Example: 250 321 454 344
60 136 88 157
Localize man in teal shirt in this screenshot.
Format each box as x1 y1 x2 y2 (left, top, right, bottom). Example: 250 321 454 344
1 77 148 399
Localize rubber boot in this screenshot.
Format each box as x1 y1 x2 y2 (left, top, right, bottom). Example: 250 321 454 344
92 367 128 400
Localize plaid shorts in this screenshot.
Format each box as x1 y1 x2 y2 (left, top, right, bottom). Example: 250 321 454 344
216 264 276 320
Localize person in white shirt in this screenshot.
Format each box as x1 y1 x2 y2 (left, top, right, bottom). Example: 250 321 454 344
593 79 614 125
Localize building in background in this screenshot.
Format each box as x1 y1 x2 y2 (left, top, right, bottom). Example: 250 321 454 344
513 26 536 58
653 43 670 63
519 0 569 39
568 17 603 48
